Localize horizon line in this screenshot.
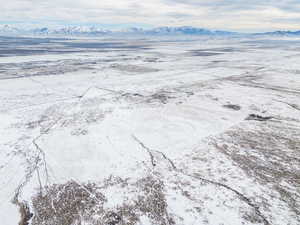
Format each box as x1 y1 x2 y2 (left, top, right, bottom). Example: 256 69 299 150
1 23 300 34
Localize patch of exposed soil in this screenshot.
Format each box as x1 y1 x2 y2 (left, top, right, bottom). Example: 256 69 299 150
245 114 273 121
223 104 241 111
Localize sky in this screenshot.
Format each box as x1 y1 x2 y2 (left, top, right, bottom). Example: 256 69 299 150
1 0 300 32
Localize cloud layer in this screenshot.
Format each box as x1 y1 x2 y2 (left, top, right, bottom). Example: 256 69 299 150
1 0 300 31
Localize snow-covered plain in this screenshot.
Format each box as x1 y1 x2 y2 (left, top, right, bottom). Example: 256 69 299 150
0 36 300 225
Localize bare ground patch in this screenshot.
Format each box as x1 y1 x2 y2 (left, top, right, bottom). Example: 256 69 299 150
212 120 300 222
30 176 173 225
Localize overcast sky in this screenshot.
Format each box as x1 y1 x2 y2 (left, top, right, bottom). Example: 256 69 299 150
1 0 300 32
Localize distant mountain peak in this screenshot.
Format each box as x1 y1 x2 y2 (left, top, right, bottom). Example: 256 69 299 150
254 30 300 36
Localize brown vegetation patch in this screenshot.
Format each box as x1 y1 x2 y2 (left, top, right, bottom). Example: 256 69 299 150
30 176 173 225
31 180 106 225
15 201 33 225
213 120 300 220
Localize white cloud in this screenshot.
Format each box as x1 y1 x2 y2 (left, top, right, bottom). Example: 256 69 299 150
1 0 300 31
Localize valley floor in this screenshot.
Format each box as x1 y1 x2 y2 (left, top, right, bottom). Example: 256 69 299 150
0 36 300 225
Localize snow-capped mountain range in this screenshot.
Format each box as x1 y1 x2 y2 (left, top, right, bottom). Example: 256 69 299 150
0 24 299 36
0 25 235 36
0 25 112 36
